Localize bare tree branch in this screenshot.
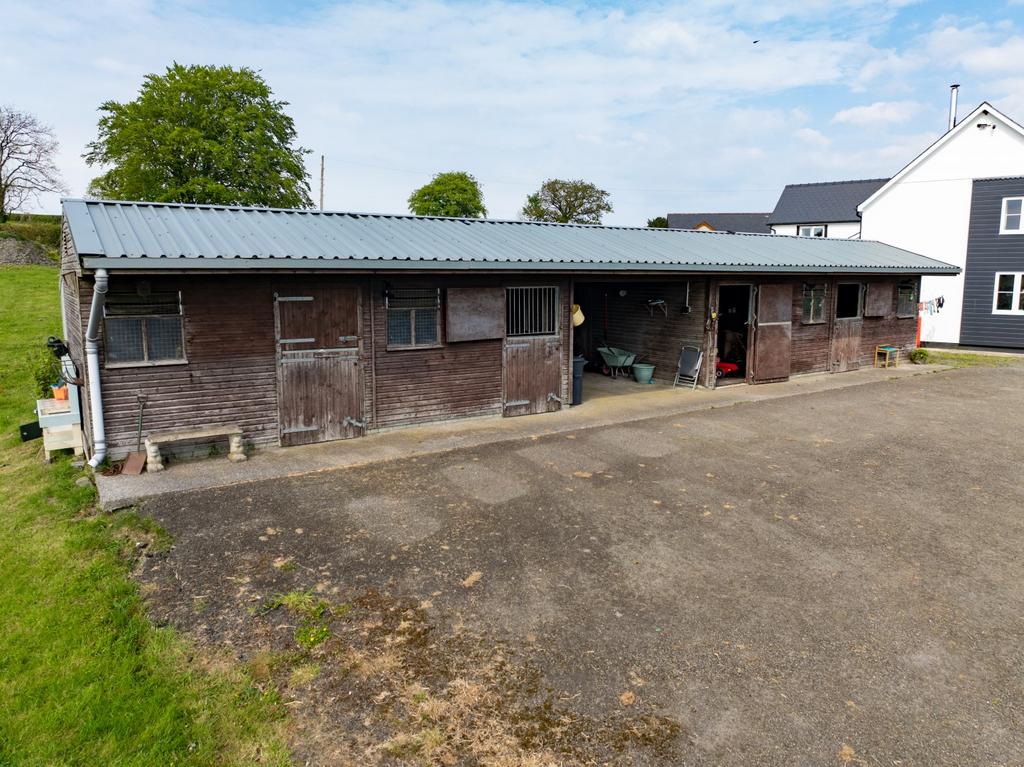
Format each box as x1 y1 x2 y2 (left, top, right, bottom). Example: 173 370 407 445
0 105 67 220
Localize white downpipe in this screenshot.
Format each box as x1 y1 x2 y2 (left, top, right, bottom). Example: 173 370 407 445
85 269 109 468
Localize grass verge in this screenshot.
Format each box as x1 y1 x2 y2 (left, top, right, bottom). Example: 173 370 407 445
0 265 290 766
926 349 1024 368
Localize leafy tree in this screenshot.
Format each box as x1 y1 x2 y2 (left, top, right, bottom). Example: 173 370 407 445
408 171 486 218
0 106 66 221
647 216 668 228
520 179 612 225
84 63 312 208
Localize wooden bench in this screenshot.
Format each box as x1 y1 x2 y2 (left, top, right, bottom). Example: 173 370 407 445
144 425 247 473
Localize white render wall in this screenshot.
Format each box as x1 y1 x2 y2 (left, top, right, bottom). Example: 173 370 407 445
860 109 1024 344
770 222 861 239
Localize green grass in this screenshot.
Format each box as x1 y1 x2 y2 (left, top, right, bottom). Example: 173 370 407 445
0 265 290 766
926 349 1024 369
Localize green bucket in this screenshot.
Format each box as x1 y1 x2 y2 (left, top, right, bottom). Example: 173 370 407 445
632 363 655 384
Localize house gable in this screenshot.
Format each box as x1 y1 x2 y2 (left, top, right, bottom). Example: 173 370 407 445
858 102 1024 214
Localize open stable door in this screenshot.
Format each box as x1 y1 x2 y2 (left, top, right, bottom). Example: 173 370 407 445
502 286 563 416
830 282 864 372
750 283 793 383
274 285 364 446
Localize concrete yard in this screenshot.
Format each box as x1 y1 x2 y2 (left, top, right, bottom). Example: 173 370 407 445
134 364 1024 766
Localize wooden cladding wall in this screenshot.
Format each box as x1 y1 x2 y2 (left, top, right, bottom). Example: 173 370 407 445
369 277 570 429
573 280 706 381
784 276 918 377
78 275 282 459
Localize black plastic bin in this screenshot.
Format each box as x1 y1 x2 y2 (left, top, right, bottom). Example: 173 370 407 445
572 356 586 405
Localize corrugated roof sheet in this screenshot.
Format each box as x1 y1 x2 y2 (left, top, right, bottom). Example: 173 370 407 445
768 178 889 225
62 198 958 275
666 212 771 233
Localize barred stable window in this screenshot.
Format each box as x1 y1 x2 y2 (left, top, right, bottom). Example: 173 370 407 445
897 282 918 318
801 283 827 324
993 273 1024 315
386 288 441 348
104 289 185 365
506 286 559 336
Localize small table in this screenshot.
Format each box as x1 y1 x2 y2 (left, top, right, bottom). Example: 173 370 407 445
874 345 900 368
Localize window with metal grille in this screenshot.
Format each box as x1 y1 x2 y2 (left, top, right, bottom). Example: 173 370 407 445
801 283 827 324
506 286 559 337
897 282 918 318
104 288 185 365
386 288 441 348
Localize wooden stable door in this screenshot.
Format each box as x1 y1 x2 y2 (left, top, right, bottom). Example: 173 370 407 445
750 283 793 383
274 286 363 446
502 286 563 416
830 283 864 372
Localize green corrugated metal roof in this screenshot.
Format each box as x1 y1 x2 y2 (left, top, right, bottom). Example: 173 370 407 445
63 198 960 275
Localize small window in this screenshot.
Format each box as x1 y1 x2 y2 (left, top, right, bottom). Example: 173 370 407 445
1000 198 1024 234
506 286 559 337
104 288 185 365
801 283 827 324
897 282 918 318
835 283 863 319
798 225 827 238
386 288 441 348
993 272 1024 314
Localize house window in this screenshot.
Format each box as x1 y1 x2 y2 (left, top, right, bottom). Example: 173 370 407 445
386 288 441 348
798 225 827 238
104 288 185 366
897 282 918 318
506 286 559 336
1000 198 1024 234
801 283 827 324
835 283 863 319
993 273 1024 314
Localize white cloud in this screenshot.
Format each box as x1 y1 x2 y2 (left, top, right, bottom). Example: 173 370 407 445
832 101 922 126
0 2 1020 224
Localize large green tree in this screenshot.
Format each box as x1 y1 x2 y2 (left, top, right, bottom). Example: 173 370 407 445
408 171 486 218
520 179 612 225
84 63 312 208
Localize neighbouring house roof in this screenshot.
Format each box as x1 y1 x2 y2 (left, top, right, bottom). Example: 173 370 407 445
62 198 959 275
665 212 771 233
767 179 889 225
858 102 1024 213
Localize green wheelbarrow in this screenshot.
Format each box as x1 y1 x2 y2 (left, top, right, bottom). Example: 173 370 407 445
596 346 637 379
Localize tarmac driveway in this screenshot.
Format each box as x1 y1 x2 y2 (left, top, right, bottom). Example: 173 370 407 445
137 365 1024 766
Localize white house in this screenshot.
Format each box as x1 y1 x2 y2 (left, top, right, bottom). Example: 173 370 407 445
768 179 889 239
859 102 1024 346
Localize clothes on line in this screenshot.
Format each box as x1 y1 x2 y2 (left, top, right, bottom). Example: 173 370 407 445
918 296 945 315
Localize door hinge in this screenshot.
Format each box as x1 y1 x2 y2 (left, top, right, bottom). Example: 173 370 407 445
343 416 366 429
504 399 530 408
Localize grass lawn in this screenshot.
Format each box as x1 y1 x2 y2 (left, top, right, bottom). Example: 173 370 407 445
0 265 290 766
926 349 1024 368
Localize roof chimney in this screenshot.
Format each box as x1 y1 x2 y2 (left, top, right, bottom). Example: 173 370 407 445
948 84 960 131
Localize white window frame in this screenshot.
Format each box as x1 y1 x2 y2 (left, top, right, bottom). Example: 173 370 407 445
992 272 1024 315
999 197 1024 235
798 224 827 238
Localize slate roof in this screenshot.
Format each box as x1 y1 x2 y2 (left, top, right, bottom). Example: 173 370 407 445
62 198 958 275
768 179 889 225
666 212 771 233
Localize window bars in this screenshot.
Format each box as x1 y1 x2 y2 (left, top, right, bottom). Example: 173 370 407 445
506 286 559 337
386 288 441 348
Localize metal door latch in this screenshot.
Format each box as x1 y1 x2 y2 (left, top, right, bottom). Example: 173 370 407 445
343 416 365 428
547 393 563 403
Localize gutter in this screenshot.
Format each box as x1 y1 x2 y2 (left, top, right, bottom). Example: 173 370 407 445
84 269 109 468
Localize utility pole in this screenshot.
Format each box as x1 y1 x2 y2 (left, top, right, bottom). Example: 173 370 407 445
319 154 325 210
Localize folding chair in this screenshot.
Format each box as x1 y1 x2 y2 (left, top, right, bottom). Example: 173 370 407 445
673 345 704 390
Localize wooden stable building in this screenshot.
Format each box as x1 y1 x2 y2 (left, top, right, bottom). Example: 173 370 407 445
58 200 958 465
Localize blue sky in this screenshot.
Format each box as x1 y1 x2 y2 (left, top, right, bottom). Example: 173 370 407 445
3 0 1023 224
